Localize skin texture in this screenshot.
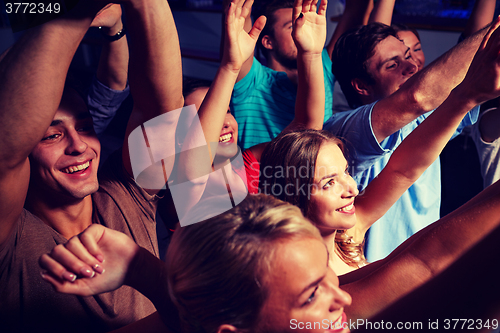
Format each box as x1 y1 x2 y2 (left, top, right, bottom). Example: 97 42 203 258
257 237 351 333
357 35 418 105
29 93 100 202
308 143 358 234
397 30 425 71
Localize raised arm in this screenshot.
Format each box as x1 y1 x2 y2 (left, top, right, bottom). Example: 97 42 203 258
88 4 130 137
371 17 498 143
120 0 184 188
326 0 373 58
368 0 395 25
285 0 328 131
0 3 101 246
464 0 496 38
343 177 500 321
352 19 500 238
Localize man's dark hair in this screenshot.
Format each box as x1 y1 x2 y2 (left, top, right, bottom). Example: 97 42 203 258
182 77 213 98
332 23 397 109
254 0 294 58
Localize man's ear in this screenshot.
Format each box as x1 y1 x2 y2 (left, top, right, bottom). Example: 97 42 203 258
261 35 274 51
217 324 240 333
351 78 372 97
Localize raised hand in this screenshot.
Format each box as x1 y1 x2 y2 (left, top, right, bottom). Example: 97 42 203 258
222 0 266 72
39 224 139 296
458 16 500 106
292 0 328 54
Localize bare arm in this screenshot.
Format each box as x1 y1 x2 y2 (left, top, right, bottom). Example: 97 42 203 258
0 4 100 247
464 0 496 38
343 177 500 320
120 0 184 193
371 17 499 143
91 4 129 91
352 19 500 238
368 0 395 25
286 0 328 131
326 0 373 58
39 224 180 332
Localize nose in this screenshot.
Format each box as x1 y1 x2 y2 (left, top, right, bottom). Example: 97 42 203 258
223 113 232 128
327 269 352 312
340 173 359 198
65 130 88 155
403 57 418 77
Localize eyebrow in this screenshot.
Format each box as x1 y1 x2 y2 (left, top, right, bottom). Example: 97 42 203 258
49 113 92 127
299 273 326 297
299 247 330 297
316 173 337 185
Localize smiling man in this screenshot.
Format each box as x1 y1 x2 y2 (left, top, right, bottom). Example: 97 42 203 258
0 0 183 331
323 22 490 262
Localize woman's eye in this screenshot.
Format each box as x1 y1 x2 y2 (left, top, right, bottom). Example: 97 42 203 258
323 179 335 189
387 62 397 69
414 48 422 52
304 286 318 306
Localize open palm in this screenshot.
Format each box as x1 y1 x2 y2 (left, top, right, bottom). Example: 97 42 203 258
223 0 266 71
292 0 327 54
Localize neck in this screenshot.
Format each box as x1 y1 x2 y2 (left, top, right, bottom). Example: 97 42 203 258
267 57 298 85
25 193 94 239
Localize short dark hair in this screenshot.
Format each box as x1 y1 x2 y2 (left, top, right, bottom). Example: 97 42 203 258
392 23 421 42
182 77 212 98
332 23 397 109
254 0 294 58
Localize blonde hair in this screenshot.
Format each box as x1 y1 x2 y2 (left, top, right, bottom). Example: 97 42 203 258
166 194 322 333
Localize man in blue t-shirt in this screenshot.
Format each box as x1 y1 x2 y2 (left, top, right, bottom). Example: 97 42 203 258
324 23 487 261
230 0 366 149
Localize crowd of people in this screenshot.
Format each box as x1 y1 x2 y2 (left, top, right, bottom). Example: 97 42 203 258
1 0 500 332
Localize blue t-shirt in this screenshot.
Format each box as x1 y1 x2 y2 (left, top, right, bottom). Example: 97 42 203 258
323 102 479 261
231 49 335 149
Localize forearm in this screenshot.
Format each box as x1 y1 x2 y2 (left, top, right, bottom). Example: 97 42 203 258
464 0 496 38
404 23 490 113
368 0 395 25
346 178 500 320
124 0 183 117
127 247 180 331
0 10 95 166
289 51 324 130
198 66 239 158
97 24 129 91
327 0 372 58
373 22 491 141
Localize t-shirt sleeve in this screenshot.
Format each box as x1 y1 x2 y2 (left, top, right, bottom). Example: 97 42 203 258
87 76 130 136
323 102 399 176
232 57 262 103
451 104 480 139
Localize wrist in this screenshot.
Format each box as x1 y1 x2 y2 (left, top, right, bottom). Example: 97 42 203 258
99 24 126 41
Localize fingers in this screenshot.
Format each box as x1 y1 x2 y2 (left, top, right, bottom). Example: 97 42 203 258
249 16 267 41
318 0 328 16
240 0 254 21
481 15 500 51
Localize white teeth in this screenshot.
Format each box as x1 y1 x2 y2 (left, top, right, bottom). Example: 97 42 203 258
337 203 354 212
62 161 90 174
219 133 232 143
